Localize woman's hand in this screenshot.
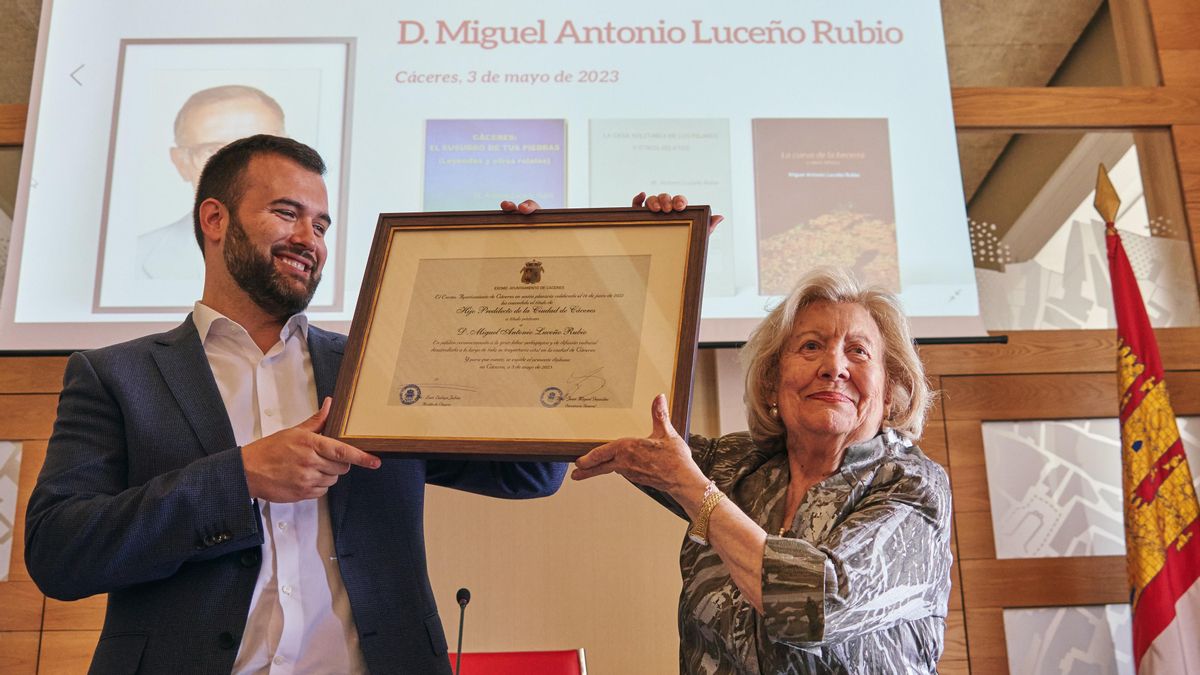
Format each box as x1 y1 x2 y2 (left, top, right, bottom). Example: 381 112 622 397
631 192 725 235
579 394 770 611
572 394 708 503
499 199 539 214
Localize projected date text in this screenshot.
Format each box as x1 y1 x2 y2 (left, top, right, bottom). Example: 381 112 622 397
395 69 620 85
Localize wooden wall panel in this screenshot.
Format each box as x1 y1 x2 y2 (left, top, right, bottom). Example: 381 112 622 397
0 104 26 146
1163 373 1200 413
940 371 1200 421
948 558 963 612
1147 0 1200 15
955 512 998 562
0 632 40 675
921 328 1200 376
11 441 48 583
945 421 996 560
0 396 58 440
928 395 944 431
0 359 67 394
940 657 969 675
919 420 949 467
1159 51 1200 86
943 373 1114 420
964 609 1008 675
1151 17 1200 51
42 596 105 632
1176 125 1200 198
37 631 98 674
1153 0 1200 84
960 557 1128 608
944 422 987 514
0 581 44 631
941 610 968 673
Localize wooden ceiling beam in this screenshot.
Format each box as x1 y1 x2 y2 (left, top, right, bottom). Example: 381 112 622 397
953 86 1200 128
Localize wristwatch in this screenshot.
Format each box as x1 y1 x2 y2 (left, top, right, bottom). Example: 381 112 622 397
687 482 725 546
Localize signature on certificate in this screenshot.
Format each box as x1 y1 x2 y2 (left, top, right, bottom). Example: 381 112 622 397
566 367 608 400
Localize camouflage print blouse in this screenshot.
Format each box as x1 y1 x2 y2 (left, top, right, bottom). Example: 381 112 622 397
647 429 952 674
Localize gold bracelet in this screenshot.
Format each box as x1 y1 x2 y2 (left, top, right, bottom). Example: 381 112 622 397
687 482 725 546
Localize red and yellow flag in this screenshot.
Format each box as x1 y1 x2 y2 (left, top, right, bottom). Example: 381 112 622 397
1098 165 1200 673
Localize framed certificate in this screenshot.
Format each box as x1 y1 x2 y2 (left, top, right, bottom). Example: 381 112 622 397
327 207 710 460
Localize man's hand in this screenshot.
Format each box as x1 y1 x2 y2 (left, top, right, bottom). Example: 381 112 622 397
242 398 380 502
632 192 724 235
499 199 539 214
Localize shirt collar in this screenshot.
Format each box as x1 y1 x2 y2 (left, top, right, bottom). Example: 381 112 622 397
838 430 891 474
192 301 310 345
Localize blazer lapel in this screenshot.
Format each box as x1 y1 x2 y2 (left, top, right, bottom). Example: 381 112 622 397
309 327 352 533
150 316 237 457
307 326 344 404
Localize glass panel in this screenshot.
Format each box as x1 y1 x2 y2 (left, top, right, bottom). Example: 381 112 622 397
0 441 22 581
1003 605 1133 675
959 129 1200 330
943 0 1127 88
983 417 1200 559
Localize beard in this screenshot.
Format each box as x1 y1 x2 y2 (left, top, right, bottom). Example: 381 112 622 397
223 214 321 320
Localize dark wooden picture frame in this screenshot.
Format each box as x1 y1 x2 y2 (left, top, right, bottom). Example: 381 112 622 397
326 206 710 460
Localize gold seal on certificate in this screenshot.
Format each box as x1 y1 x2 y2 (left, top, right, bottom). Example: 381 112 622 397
326 207 710 460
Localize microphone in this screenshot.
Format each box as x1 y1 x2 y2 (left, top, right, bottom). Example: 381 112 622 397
454 587 471 675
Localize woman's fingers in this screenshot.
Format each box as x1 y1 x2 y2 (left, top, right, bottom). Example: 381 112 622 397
570 461 616 481
572 441 622 481
575 441 617 470
499 199 541 213
649 393 679 440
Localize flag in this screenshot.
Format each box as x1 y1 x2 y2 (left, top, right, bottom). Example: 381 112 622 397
1097 165 1200 673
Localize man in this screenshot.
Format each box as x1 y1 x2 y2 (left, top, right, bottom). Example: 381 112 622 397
136 85 286 280
27 135 565 674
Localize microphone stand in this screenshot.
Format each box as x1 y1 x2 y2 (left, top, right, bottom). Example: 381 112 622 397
455 587 471 675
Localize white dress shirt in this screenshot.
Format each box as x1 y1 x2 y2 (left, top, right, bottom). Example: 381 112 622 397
193 303 366 675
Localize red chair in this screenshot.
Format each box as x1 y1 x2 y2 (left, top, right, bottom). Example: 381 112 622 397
447 649 587 675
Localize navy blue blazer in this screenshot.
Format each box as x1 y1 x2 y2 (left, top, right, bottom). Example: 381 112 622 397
25 318 566 674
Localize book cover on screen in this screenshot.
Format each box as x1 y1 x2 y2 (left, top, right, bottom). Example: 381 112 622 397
423 119 566 211
589 118 734 296
752 118 899 295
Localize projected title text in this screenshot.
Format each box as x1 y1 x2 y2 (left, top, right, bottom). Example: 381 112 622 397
397 19 905 50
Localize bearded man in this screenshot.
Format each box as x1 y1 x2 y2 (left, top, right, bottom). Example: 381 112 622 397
26 135 566 674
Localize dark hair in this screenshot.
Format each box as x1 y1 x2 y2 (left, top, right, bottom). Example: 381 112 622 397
173 85 285 144
192 134 326 254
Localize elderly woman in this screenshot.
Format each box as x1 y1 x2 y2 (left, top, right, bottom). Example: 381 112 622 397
573 266 953 674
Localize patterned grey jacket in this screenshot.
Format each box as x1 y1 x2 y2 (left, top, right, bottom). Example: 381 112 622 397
648 429 952 674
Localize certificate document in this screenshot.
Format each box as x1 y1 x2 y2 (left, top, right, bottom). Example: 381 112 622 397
389 254 650 409
328 207 709 459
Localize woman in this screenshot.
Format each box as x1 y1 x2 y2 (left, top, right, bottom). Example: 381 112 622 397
573 267 953 674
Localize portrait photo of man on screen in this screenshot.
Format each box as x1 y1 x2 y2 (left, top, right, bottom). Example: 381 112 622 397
136 85 287 281
93 39 349 313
